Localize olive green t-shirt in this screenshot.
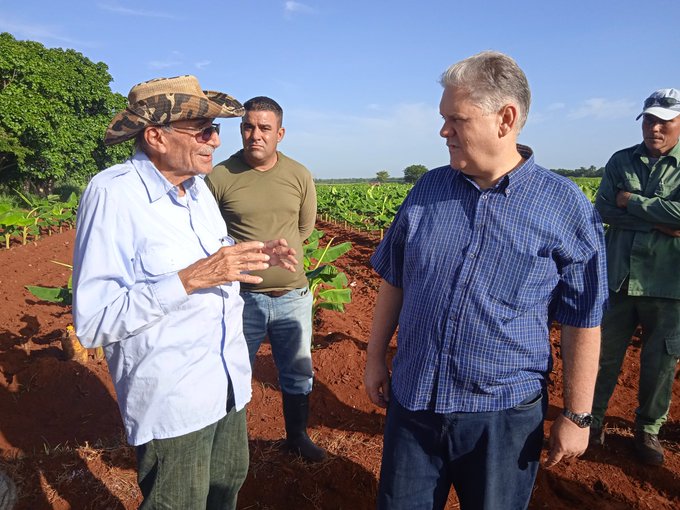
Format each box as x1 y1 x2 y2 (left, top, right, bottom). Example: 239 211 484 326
206 150 317 291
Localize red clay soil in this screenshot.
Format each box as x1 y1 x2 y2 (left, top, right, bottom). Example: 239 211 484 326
0 220 678 510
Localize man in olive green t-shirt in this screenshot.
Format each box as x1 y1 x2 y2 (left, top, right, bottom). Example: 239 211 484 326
591 88 680 466
206 96 324 462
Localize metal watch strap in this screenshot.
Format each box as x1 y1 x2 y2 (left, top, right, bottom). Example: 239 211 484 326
562 409 593 428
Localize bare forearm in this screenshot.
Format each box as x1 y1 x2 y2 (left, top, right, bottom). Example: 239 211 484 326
543 324 601 468
364 279 403 407
560 325 601 413
367 280 403 361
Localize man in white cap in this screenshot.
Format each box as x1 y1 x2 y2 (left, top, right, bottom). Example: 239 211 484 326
591 88 680 465
73 75 299 509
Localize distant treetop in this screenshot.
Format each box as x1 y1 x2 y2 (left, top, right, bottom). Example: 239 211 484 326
403 164 428 184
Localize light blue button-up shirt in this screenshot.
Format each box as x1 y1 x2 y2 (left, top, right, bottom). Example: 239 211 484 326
73 151 251 446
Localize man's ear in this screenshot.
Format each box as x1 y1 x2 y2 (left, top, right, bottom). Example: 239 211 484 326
498 104 519 138
277 126 286 143
145 126 168 153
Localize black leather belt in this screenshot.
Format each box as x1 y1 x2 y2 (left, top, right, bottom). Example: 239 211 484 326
261 289 290 298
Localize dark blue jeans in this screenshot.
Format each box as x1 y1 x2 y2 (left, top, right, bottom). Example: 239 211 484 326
378 389 546 510
136 404 248 510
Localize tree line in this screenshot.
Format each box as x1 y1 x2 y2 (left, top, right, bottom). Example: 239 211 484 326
317 164 603 185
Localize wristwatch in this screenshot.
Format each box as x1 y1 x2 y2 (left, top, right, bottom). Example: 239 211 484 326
562 409 593 428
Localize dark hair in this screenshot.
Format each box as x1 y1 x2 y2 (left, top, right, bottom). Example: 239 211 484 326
243 96 283 125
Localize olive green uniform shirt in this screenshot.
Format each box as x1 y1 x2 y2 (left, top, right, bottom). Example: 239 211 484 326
206 150 317 292
595 141 680 298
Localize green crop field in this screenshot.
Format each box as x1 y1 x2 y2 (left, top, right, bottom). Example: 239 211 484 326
317 177 601 234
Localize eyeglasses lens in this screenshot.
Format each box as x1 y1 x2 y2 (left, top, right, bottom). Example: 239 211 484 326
200 124 220 141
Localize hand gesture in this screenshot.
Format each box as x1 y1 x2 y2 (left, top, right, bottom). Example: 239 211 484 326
179 241 273 294
262 238 298 272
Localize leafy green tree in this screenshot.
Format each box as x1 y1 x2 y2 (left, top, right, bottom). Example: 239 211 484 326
376 170 390 183
0 33 132 193
0 126 31 176
403 164 428 184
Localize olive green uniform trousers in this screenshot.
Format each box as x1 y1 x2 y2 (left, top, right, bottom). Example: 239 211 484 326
592 291 680 434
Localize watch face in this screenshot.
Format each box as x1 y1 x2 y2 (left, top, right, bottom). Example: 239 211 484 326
564 410 593 428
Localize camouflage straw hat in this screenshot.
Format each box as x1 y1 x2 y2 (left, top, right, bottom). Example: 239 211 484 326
104 75 245 145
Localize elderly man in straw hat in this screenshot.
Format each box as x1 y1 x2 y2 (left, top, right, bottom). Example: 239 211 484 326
73 75 299 509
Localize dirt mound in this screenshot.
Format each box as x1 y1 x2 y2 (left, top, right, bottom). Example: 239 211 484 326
0 222 677 509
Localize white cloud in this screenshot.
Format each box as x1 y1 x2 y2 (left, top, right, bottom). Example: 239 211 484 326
148 59 180 70
547 102 566 111
97 2 176 19
284 1 314 17
567 98 637 120
273 102 445 178
148 51 184 70
0 18 89 46
525 111 548 125
215 102 446 179
195 60 211 70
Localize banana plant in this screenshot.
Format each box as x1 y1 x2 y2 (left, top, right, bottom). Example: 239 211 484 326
25 261 73 304
303 229 352 315
0 205 35 248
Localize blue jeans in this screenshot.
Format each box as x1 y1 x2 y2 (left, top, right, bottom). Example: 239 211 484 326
136 405 249 510
378 389 547 510
241 288 314 395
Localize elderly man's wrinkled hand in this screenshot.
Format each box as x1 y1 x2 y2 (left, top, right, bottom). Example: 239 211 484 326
262 239 298 272
178 241 273 294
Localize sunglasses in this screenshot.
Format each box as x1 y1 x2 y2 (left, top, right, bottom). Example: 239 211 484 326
644 96 680 109
167 123 220 142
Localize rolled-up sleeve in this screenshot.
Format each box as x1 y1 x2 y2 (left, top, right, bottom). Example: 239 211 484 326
553 193 608 328
371 199 408 289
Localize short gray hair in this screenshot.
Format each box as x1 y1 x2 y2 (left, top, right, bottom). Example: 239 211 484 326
440 50 531 130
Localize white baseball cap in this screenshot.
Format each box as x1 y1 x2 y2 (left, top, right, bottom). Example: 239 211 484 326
636 88 680 121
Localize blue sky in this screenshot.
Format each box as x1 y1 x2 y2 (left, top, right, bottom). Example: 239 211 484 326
2 1 679 179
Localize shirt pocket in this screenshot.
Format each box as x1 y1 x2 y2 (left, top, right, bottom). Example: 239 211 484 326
488 251 556 314
138 247 194 280
665 335 680 358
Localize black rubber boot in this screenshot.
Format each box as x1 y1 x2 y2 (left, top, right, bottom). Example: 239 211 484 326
281 392 327 462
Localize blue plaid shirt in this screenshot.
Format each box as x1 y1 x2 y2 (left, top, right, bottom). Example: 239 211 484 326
371 146 607 413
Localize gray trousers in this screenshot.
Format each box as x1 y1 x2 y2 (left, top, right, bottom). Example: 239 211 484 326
136 404 249 510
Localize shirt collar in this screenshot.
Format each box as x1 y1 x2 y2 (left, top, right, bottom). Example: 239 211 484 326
458 144 536 195
634 140 680 163
132 151 199 203
503 144 535 192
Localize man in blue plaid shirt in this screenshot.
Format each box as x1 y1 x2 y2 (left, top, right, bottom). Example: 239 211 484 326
364 51 608 510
